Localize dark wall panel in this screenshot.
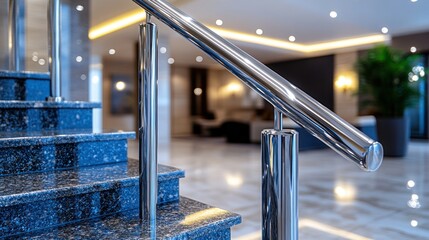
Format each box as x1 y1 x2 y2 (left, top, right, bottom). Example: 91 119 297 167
267 55 335 110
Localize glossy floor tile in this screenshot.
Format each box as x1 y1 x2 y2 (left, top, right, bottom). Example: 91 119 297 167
128 138 429 240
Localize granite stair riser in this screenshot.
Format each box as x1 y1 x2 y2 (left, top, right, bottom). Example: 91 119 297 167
0 164 183 238
15 197 241 240
0 132 134 175
0 107 96 132
0 71 50 101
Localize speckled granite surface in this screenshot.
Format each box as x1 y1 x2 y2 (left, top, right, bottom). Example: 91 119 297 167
0 161 184 237
0 130 135 175
0 101 101 131
0 71 50 101
0 71 50 80
15 197 241 240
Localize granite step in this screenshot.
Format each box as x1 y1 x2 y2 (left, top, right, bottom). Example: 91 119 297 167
0 161 184 237
0 130 135 175
0 101 101 132
15 197 241 240
0 71 50 101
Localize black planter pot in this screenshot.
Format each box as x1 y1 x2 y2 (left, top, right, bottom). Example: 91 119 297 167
376 117 410 157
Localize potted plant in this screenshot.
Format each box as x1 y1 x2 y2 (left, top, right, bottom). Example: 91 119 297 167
356 45 422 157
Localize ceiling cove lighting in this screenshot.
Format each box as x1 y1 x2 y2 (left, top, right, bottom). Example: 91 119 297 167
210 26 388 53
91 10 388 53
89 9 146 40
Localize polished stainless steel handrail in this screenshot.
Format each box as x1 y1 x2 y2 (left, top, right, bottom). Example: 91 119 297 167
132 0 382 172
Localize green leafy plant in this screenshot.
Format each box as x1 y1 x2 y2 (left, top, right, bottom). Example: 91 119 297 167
356 45 422 117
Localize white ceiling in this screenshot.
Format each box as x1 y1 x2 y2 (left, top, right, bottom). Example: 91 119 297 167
91 0 429 67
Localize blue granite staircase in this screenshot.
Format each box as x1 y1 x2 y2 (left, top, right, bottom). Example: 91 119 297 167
0 71 240 239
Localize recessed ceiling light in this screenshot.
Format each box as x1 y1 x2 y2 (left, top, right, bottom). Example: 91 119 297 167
160 47 167 54
256 29 263 35
168 58 175 64
289 36 296 42
108 49 116 55
410 46 417 53
381 27 389 34
76 56 83 62
330 11 338 18
80 74 87 80
32 55 38 62
216 19 223 26
196 56 203 62
76 5 84 11
411 220 418 227
410 0 418 2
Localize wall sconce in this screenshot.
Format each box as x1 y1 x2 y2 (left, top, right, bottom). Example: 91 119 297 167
225 82 242 97
335 76 353 93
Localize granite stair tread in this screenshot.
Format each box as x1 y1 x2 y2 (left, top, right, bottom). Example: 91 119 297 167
0 161 184 207
0 161 184 237
0 130 135 175
18 196 241 240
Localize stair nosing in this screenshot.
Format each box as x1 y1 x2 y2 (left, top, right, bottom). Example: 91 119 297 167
0 131 136 148
0 100 101 108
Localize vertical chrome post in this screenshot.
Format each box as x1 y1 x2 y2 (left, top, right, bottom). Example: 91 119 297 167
8 0 25 71
47 0 63 102
274 109 283 131
138 14 158 225
262 110 298 240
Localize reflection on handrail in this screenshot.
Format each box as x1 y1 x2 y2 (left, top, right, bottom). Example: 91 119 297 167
132 0 383 171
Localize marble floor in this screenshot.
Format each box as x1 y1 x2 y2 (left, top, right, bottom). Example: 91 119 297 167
128 137 429 240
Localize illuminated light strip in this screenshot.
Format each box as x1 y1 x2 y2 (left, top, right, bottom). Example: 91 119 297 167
209 26 307 52
89 9 146 40
210 26 388 53
89 10 388 52
234 218 373 240
305 35 388 52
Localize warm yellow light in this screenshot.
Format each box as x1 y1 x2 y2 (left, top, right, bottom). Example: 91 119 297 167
225 173 243 187
226 82 243 93
300 219 372 240
333 182 357 202
89 9 146 40
236 219 373 240
90 9 387 52
210 26 306 52
335 76 353 92
210 26 387 53
306 35 388 52
181 208 228 226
